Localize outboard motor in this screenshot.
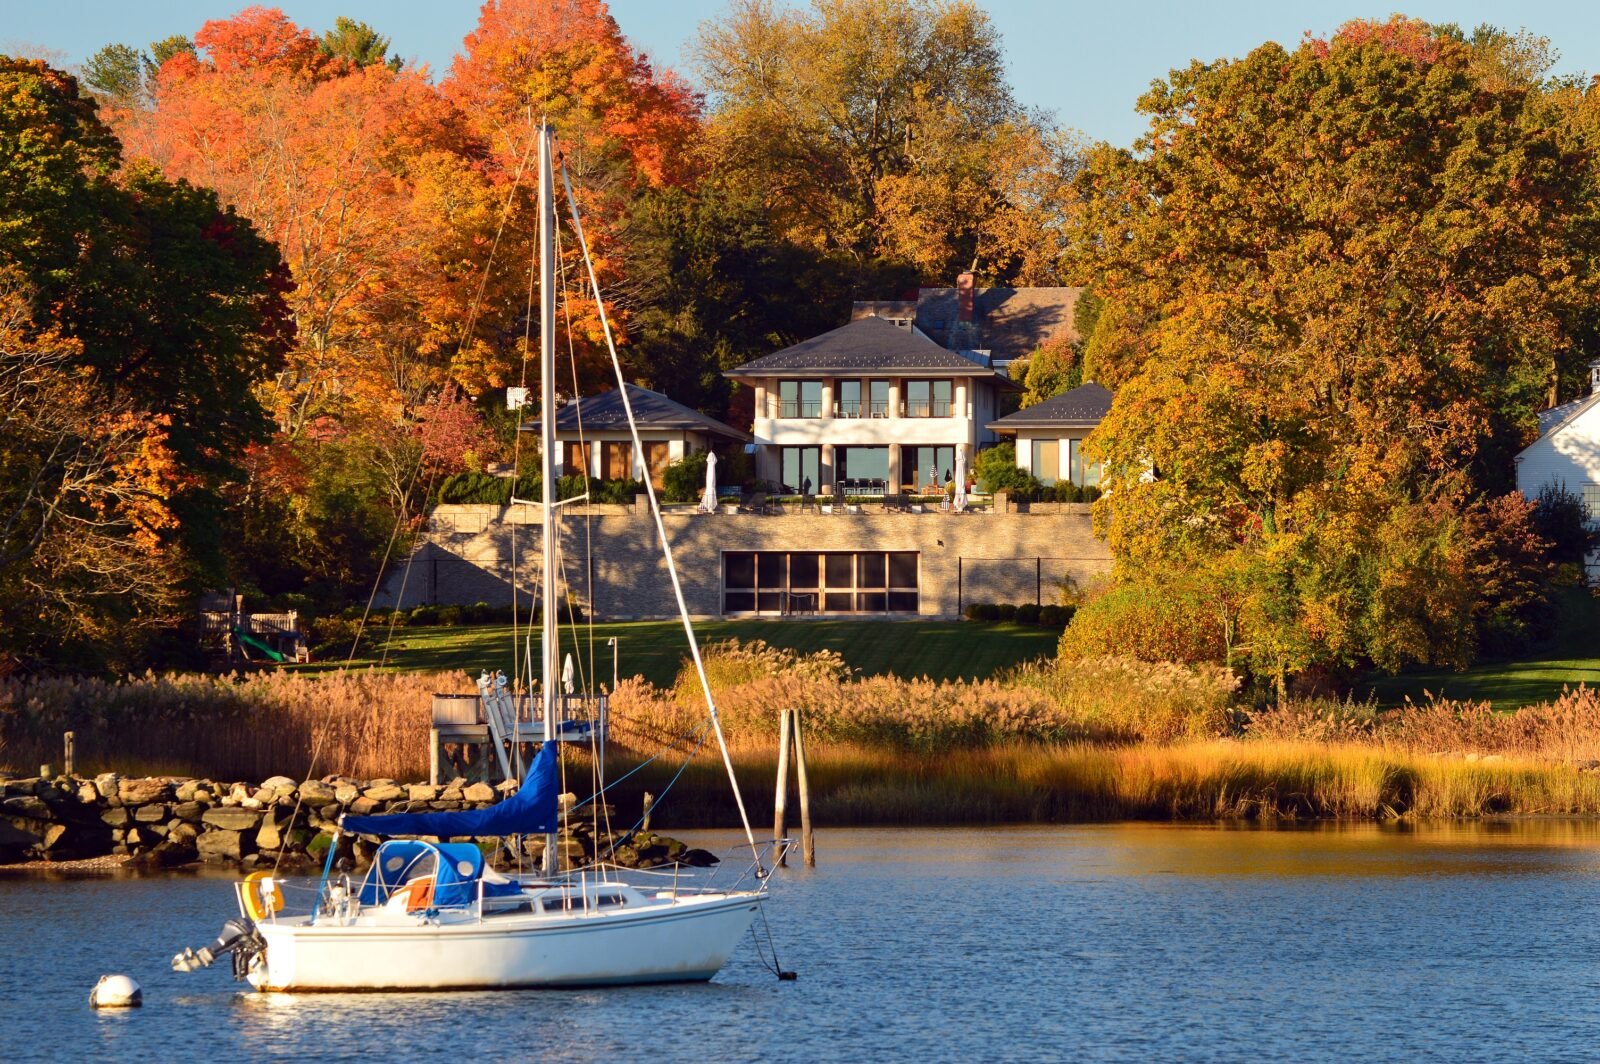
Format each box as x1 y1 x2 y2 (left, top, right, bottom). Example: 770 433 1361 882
172 918 265 981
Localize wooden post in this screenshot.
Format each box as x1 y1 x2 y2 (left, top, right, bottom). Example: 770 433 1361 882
773 708 792 867
642 791 654 832
792 708 814 867
62 732 74 776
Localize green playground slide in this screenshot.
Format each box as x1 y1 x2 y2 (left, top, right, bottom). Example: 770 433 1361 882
232 626 287 663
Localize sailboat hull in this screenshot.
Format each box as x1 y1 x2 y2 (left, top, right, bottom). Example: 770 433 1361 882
250 892 764 991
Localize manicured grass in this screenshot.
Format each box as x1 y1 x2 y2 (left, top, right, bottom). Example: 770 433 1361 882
303 619 1062 688
1363 589 1600 710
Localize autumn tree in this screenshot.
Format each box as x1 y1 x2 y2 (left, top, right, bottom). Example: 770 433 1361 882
0 57 291 602
696 0 1073 284
1071 19 1595 679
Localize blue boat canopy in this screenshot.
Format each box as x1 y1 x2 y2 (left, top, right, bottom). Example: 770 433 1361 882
357 840 521 907
342 739 559 839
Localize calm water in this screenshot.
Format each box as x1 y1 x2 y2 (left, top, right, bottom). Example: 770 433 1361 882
5 821 1600 1061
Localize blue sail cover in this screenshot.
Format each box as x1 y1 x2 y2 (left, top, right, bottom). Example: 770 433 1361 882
342 739 559 838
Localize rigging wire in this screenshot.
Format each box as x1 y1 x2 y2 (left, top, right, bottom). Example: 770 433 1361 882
555 148 764 870
271 125 541 879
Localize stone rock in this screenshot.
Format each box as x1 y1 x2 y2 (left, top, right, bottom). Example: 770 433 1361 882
133 803 168 823
193 788 213 803
407 784 440 802
260 775 295 791
240 796 264 810
463 782 495 803
118 779 171 805
169 822 198 843
220 795 239 807
126 838 196 869
230 783 252 802
3 796 50 818
496 779 519 795
172 802 204 822
0 820 42 860
174 781 198 802
317 803 341 821
125 827 145 848
347 797 379 816
196 829 251 862
256 819 281 851
77 782 98 804
429 801 463 811
334 782 360 804
94 773 120 799
202 808 263 831
43 821 109 857
678 848 720 868
299 780 336 804
439 787 464 802
363 784 404 802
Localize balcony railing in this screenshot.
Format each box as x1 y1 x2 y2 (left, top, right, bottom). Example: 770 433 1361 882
904 400 953 418
778 400 824 418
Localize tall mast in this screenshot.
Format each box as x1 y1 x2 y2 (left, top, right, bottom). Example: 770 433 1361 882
537 123 559 876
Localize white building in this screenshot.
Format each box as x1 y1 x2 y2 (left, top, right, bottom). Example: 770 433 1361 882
1515 360 1600 577
520 383 751 489
986 382 1112 487
724 315 1018 495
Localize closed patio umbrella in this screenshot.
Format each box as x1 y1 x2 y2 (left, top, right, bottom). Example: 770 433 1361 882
561 652 575 695
700 451 718 512
953 449 968 513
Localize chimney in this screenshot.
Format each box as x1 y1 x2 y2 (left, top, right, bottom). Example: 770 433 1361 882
956 272 975 323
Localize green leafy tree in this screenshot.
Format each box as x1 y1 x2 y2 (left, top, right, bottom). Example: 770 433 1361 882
319 17 401 71
82 43 146 104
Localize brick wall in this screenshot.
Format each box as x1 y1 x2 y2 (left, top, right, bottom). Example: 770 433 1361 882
378 502 1112 619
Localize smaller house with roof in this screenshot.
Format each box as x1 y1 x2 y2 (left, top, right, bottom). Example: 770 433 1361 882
521 383 751 489
986 382 1113 487
724 315 1017 495
1516 360 1600 576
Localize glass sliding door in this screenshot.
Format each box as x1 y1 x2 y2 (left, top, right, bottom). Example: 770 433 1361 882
780 446 821 495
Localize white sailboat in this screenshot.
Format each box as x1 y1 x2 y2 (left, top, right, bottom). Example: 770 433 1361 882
172 124 781 992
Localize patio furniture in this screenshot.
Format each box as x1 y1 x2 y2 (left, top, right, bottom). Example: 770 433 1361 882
738 491 768 514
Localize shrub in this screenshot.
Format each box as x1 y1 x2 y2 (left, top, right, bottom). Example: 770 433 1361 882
661 451 710 504
995 604 1018 622
1058 569 1228 665
436 605 463 627
1038 604 1074 627
973 442 1036 493
462 601 493 625
408 604 440 626
965 603 1000 622
1006 657 1240 743
1015 603 1042 625
1532 483 1598 570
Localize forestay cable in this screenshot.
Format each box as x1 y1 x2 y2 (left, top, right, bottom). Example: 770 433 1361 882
556 153 763 869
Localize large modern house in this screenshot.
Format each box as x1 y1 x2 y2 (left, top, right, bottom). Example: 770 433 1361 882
521 383 750 489
724 315 1017 495
987 382 1113 487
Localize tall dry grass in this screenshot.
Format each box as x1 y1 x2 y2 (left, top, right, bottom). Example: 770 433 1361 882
0 669 457 780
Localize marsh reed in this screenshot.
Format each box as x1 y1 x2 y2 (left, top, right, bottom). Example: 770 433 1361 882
3 640 1599 825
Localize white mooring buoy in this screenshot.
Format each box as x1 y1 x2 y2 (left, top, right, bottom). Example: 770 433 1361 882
89 974 142 1008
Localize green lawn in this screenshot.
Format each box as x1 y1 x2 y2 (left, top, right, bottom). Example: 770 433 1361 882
302 618 1061 688
1362 589 1600 709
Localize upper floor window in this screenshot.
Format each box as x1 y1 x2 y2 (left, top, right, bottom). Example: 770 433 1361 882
1583 483 1600 527
837 380 861 417
778 380 822 418
904 379 952 418
869 380 890 418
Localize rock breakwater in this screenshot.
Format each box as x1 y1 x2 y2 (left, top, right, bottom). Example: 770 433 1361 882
0 772 707 873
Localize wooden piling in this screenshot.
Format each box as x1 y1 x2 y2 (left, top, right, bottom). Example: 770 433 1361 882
792 708 814 867
63 732 74 776
641 791 654 832
774 708 792 866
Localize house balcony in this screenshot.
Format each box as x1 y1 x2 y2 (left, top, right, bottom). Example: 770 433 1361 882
754 410 974 448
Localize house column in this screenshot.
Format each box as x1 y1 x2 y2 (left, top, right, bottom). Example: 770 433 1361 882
888 444 901 493
888 379 901 419
590 440 603 480
820 378 834 419
821 443 835 493
955 379 969 418
753 381 767 420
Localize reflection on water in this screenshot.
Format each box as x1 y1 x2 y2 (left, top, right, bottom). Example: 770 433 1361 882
6 819 1600 1061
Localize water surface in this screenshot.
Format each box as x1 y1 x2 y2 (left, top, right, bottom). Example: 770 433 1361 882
4 821 1600 1061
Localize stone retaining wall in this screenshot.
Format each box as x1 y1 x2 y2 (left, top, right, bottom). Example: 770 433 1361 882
378 503 1113 618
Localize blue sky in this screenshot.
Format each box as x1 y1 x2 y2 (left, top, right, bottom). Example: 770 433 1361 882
7 1 1600 146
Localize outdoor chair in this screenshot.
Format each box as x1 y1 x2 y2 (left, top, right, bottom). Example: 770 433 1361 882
738 491 768 514
799 493 817 514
